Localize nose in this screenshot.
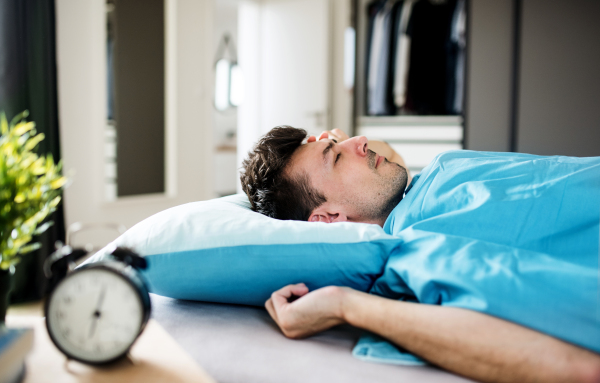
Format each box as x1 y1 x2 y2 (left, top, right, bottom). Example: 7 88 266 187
342 135 368 157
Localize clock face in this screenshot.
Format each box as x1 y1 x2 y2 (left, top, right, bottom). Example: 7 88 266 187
46 267 144 363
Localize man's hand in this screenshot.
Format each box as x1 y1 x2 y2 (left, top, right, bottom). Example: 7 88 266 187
265 283 346 339
318 129 350 143
307 129 350 144
266 284 600 383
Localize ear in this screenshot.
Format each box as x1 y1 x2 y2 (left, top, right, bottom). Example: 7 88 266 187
308 204 348 223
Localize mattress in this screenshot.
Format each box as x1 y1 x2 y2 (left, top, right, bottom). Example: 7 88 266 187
150 294 473 383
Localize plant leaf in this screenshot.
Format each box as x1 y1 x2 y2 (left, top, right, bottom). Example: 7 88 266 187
24 133 45 151
0 113 7 135
50 177 67 190
49 196 61 208
14 193 25 203
19 242 41 254
33 220 54 235
9 110 29 127
0 109 69 270
13 121 35 136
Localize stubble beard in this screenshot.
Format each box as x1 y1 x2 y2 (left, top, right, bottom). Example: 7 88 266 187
359 150 408 223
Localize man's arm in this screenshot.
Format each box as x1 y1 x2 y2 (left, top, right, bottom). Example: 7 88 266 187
266 284 600 383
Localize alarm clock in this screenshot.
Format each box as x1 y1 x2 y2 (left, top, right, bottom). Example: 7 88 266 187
44 245 151 365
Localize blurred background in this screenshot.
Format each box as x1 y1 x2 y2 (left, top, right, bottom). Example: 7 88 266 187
0 0 599 302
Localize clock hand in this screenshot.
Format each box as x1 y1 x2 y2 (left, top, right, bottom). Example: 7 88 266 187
95 286 106 311
88 286 106 338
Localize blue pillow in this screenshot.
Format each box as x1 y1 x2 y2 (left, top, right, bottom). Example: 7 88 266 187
83 194 400 306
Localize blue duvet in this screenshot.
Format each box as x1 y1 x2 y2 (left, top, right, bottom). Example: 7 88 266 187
353 151 600 365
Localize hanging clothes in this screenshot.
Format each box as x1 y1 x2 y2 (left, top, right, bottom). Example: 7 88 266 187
405 0 458 115
451 0 466 114
367 0 405 116
365 0 466 116
367 2 393 115
392 0 415 109
107 36 115 121
365 1 382 115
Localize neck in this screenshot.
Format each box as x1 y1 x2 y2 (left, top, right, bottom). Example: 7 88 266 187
349 215 387 228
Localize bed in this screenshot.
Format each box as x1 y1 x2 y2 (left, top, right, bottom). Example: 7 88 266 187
150 294 473 383
85 152 600 379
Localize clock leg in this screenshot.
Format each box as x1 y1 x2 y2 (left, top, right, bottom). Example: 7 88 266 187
125 353 138 365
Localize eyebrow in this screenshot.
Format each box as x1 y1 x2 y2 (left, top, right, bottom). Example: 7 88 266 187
322 141 335 165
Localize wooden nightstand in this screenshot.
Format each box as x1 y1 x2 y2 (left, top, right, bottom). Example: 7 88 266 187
6 301 215 383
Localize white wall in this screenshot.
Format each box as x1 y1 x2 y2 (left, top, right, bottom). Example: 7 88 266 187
330 0 353 136
465 0 513 151
236 0 353 192
517 0 600 156
56 0 215 244
236 0 262 189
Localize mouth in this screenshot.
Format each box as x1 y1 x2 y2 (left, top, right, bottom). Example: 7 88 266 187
375 154 384 168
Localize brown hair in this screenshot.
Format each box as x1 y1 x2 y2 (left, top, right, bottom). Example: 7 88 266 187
240 126 326 220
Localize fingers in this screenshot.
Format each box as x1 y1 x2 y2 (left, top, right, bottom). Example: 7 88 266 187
265 297 278 322
331 129 349 141
289 283 310 297
268 283 309 312
274 283 308 299
310 130 351 144
317 129 350 143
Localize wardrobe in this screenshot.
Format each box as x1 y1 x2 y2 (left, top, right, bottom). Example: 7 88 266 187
352 0 600 174
354 0 466 176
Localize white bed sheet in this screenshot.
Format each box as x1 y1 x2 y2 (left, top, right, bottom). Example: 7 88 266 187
150 294 474 383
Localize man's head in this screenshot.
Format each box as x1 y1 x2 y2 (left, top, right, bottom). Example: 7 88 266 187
241 126 408 225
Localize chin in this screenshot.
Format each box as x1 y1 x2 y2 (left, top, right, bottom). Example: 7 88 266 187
377 164 408 220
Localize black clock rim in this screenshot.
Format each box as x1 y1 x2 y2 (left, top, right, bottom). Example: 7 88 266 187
44 262 152 365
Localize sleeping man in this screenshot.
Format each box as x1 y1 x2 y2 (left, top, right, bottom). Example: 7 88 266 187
240 126 600 383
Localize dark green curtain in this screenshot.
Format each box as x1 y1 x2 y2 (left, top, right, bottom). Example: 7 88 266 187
0 0 65 302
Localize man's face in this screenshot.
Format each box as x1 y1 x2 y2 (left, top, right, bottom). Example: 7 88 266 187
287 136 408 226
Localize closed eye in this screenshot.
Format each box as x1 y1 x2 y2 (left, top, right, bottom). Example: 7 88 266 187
335 153 341 164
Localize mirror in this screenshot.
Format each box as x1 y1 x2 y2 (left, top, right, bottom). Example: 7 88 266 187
105 0 166 200
214 33 243 112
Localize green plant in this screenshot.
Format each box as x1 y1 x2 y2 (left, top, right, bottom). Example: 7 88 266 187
0 111 67 270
